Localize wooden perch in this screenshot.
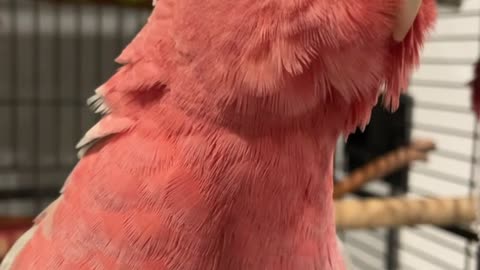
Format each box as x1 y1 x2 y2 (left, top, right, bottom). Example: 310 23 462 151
333 139 436 199
0 196 478 257
336 196 476 230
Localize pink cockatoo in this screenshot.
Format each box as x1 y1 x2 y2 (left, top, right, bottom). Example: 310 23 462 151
1 0 436 269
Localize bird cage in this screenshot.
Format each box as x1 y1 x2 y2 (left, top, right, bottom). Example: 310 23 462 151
337 1 480 269
0 0 479 269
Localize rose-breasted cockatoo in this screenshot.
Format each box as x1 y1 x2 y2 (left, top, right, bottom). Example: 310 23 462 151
1 0 436 269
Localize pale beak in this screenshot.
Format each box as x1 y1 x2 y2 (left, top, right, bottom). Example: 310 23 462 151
393 0 422 42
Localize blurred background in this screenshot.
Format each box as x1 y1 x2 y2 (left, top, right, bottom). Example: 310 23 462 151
0 0 479 269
